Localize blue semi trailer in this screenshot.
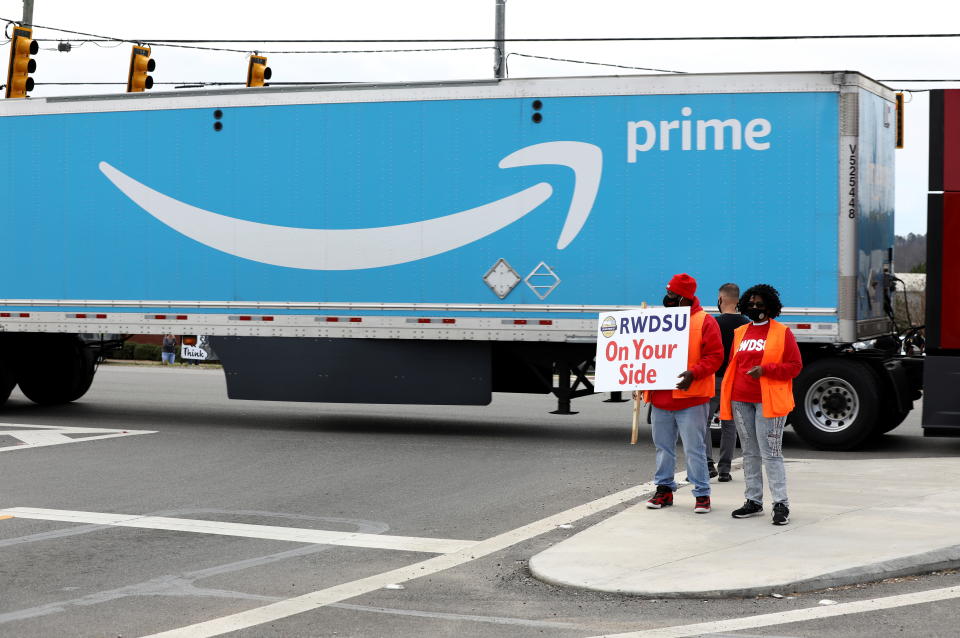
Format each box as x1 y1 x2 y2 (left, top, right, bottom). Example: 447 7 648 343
0 71 929 449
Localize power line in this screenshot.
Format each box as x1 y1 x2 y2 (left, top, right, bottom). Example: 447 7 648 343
35 81 356 86
507 52 684 74
0 17 490 55
7 17 960 46
36 78 960 88
31 34 960 44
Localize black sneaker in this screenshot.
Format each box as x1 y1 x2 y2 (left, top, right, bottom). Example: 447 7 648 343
708 461 718 479
731 499 763 518
718 472 732 482
772 502 790 525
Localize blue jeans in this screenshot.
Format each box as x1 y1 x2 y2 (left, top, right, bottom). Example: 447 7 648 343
731 401 789 506
651 403 712 497
161 352 175 364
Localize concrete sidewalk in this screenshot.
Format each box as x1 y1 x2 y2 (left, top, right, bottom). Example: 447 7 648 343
530 457 960 598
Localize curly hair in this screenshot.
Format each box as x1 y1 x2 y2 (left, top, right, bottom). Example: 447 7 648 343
737 283 783 319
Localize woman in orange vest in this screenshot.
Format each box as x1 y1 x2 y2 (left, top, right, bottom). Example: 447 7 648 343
719 284 802 526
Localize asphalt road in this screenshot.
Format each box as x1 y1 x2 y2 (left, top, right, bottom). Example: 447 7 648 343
0 364 957 638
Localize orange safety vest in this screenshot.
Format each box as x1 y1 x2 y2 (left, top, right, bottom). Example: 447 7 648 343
719 319 795 419
643 309 714 402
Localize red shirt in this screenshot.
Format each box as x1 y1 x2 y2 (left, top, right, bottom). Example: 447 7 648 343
730 321 803 403
649 299 724 410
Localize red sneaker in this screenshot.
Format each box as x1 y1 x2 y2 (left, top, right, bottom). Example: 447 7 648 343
646 485 673 509
694 496 711 513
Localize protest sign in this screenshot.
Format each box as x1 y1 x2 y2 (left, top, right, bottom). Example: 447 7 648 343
594 307 690 392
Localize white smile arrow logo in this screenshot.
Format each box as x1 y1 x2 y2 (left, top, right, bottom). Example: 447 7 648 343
99 141 602 271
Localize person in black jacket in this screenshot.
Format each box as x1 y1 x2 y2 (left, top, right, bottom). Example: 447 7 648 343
707 283 750 482
161 334 177 365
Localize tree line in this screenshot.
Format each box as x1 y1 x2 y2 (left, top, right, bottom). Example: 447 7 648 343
894 233 925 273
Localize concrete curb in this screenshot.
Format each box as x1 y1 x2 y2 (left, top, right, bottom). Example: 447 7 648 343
529 457 960 598
530 544 960 599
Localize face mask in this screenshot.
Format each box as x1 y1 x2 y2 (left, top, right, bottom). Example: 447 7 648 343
744 308 767 322
663 294 680 307
717 298 723 313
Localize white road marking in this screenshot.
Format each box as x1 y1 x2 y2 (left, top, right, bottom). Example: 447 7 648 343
0 508 475 555
329 602 581 630
139 479 662 638
588 585 960 637
0 423 155 452
2 430 74 445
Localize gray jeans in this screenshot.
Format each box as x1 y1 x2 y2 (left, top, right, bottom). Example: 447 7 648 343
706 378 738 473
731 400 789 506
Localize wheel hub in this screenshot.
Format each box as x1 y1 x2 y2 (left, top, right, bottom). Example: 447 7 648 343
804 376 860 433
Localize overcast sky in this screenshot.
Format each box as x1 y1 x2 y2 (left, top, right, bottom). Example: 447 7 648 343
3 0 959 235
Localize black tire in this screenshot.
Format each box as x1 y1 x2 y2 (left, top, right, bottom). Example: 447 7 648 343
790 358 881 450
0 358 15 407
67 363 96 402
16 335 96 405
875 407 911 435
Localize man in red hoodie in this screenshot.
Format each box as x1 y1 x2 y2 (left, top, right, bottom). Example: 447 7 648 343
644 273 723 513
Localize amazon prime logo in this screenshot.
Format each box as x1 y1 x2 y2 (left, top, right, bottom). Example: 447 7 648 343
98 141 603 271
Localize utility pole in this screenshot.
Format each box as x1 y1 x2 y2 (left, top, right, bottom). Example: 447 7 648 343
493 0 506 79
22 0 34 26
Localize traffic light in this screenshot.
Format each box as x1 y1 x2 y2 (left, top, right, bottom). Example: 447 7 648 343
246 55 271 87
5 26 38 99
127 45 155 93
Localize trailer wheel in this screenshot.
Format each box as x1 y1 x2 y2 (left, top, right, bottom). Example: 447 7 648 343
791 359 881 450
17 336 96 406
0 359 15 407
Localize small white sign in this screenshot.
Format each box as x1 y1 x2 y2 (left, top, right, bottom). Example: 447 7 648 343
181 344 209 360
181 335 217 361
594 307 690 391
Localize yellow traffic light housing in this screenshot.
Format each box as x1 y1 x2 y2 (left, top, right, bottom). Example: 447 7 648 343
5 26 38 99
127 45 155 93
246 55 271 88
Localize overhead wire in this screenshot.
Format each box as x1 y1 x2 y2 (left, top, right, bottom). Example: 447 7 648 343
26 33 960 44
8 17 960 48
0 16 495 55
7 15 960 90
34 81 355 86
507 52 684 74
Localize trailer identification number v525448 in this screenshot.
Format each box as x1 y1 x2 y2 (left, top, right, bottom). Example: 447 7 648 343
848 144 858 219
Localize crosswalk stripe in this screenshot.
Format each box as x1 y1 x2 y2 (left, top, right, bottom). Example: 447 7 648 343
0 508 476 555
139 479 664 638
586 585 960 637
